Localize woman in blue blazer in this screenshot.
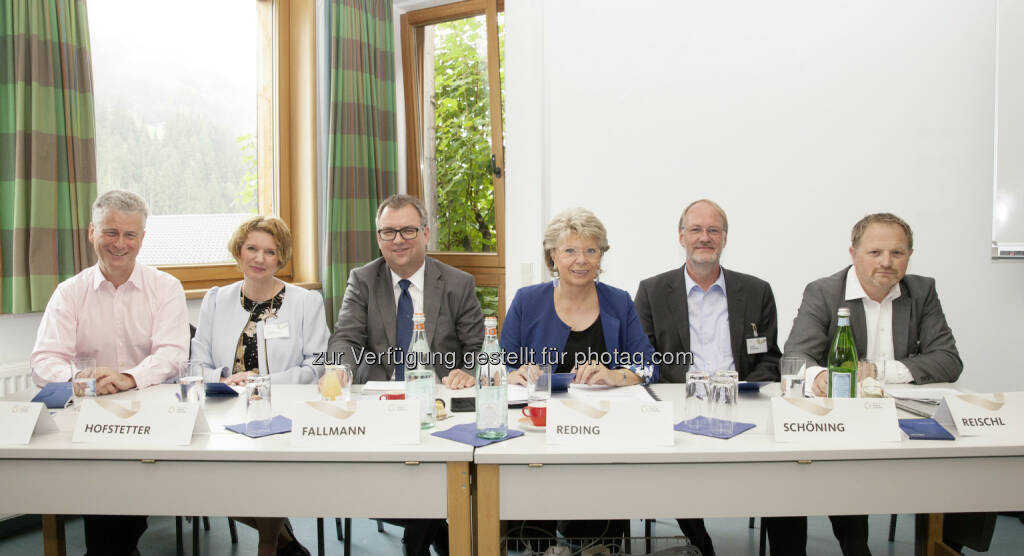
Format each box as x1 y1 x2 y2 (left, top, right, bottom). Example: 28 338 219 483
191 216 327 556
502 207 658 386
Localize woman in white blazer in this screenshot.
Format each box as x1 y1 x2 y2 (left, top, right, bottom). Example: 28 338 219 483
191 215 327 556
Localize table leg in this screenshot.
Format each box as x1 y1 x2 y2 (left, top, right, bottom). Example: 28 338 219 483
915 513 960 556
474 464 503 556
42 514 65 556
447 461 472 556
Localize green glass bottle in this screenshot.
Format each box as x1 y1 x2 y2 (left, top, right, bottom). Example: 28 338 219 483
827 307 858 398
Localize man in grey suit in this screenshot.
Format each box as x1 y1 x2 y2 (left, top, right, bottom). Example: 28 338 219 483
327 194 484 556
771 213 980 556
635 199 781 556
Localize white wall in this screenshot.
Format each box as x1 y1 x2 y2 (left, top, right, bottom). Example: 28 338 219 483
505 0 1021 393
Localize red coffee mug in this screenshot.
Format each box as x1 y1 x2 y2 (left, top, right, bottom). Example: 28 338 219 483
522 405 547 427
379 391 405 400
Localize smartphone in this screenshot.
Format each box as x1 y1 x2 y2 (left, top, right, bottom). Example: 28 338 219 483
450 397 476 412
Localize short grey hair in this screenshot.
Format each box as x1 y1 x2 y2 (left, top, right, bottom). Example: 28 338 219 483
376 194 428 228
92 190 149 227
542 207 610 273
679 199 729 233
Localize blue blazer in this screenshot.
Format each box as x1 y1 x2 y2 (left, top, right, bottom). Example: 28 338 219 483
500 280 659 383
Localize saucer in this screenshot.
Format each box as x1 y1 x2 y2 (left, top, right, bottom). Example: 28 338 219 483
517 416 546 433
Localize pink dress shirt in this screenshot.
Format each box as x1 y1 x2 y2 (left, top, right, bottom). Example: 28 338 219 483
30 263 189 389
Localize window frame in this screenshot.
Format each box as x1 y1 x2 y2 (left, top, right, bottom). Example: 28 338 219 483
400 0 506 322
146 0 320 297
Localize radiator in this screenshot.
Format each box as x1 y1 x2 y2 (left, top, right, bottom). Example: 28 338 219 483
0 363 32 398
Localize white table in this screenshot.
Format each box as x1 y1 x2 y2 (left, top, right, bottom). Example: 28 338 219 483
0 385 476 556
473 384 1024 556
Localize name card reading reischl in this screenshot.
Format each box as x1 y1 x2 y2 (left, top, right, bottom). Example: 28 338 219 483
771 397 900 442
546 400 673 446
0 402 58 445
934 392 1023 437
72 400 210 446
290 400 420 446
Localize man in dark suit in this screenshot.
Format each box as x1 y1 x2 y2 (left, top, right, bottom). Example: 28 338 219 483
774 212 982 556
635 199 781 556
327 194 484 556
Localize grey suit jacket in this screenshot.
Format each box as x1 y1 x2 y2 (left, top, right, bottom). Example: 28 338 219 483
783 267 963 384
635 266 781 383
327 256 485 383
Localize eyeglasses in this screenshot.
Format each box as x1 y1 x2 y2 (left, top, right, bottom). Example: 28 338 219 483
557 247 601 260
682 226 724 238
377 226 423 241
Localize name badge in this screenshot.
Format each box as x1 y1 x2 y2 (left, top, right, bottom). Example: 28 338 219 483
0 402 58 445
771 397 900 442
934 392 1023 437
265 322 290 339
72 400 211 446
546 400 673 446
291 400 420 446
746 337 768 354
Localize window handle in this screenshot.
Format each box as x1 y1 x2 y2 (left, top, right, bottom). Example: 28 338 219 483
489 154 502 178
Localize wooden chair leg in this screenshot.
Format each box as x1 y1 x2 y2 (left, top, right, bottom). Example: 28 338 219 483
228 518 238 543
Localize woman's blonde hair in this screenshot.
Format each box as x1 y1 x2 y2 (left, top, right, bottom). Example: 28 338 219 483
228 216 293 269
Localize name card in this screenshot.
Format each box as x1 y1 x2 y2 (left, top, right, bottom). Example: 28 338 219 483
290 400 420 446
771 397 900 442
72 400 210 446
546 399 673 446
0 402 58 445
934 392 1023 437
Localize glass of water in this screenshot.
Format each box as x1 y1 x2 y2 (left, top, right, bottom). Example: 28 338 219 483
245 375 273 435
779 356 805 398
684 368 711 420
178 360 206 404
859 358 887 398
71 358 96 409
710 374 738 436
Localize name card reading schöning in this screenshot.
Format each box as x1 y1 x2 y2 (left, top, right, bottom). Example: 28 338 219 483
72 399 210 446
0 402 58 445
291 400 420 446
934 392 1023 437
771 397 900 442
546 399 673 446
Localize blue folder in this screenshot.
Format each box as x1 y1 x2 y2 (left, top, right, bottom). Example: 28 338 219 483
30 382 73 409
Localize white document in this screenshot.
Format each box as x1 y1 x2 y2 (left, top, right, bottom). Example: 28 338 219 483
885 387 960 402
508 384 528 404
291 400 420 446
0 402 58 445
771 397 900 442
363 381 404 391
72 399 210 446
546 399 673 446
567 384 654 401
934 392 1023 437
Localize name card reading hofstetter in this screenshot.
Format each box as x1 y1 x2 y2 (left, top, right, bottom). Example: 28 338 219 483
771 397 900 442
934 392 1023 437
546 399 673 446
291 400 420 446
72 399 210 446
0 402 58 445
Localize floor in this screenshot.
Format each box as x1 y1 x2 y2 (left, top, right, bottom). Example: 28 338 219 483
0 513 1021 555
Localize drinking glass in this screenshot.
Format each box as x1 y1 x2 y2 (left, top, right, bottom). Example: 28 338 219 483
245 375 273 435
859 358 887 398
684 368 711 420
779 356 805 398
710 374 738 436
523 364 552 428
714 369 739 400
178 360 206 404
71 358 96 409
322 364 352 402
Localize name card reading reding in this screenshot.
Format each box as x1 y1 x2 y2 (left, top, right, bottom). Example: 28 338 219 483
0 402 58 445
771 397 900 442
291 400 420 446
72 399 210 446
546 400 673 446
934 392 1023 437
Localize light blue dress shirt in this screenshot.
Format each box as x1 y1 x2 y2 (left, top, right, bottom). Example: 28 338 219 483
685 266 735 372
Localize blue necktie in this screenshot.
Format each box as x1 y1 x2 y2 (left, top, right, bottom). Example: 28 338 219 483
395 279 413 381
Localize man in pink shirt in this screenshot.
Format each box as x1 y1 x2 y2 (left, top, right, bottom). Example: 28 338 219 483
30 189 188 555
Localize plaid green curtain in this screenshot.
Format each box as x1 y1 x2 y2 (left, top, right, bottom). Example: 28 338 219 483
0 0 96 314
323 0 398 329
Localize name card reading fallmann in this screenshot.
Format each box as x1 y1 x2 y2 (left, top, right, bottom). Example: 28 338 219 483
934 392 1023 437
771 397 900 442
0 402 58 445
72 399 210 446
546 400 673 446
290 400 420 446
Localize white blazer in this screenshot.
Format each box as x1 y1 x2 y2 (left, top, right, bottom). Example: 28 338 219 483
191 281 329 384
